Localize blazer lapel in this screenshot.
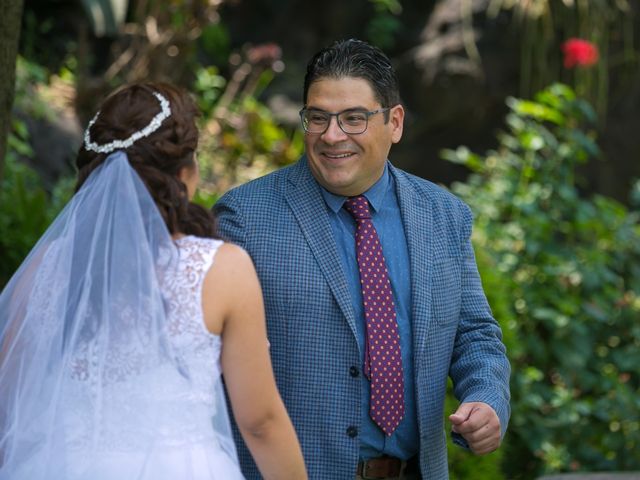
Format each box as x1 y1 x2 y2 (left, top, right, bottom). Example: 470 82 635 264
391 165 434 358
284 157 359 343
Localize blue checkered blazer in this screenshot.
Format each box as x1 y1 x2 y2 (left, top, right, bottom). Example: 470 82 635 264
214 157 510 480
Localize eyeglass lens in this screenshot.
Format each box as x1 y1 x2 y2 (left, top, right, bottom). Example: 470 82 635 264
302 110 370 134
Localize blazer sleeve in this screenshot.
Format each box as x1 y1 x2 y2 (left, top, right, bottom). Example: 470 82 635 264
449 203 511 448
214 190 248 249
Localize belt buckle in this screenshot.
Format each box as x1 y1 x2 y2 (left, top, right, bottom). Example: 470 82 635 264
360 457 405 479
361 460 381 480
361 460 377 479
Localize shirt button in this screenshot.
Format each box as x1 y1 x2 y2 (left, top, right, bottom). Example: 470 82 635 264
346 426 358 438
349 366 360 377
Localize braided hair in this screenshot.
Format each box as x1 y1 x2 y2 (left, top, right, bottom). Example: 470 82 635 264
76 82 216 238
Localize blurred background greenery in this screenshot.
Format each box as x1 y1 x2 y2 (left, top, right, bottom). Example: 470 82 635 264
1 1 639 478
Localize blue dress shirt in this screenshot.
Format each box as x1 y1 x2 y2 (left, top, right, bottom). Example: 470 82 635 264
320 163 418 460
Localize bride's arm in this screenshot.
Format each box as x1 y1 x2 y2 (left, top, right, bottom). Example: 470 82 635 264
202 243 307 480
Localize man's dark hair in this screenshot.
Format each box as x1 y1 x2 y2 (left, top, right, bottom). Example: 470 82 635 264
303 38 401 110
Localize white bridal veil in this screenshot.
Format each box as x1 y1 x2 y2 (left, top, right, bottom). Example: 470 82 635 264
0 152 238 479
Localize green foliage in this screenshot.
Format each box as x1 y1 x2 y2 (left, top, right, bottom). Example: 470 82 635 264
366 0 402 50
197 88 303 194
192 189 219 211
0 122 73 288
443 83 640 478
193 66 227 118
13 56 53 120
630 179 640 208
20 10 55 65
199 23 231 67
1 56 74 288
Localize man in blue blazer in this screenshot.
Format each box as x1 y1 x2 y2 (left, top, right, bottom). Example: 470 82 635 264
214 38 510 480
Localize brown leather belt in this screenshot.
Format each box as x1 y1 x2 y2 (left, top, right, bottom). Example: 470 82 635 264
356 456 416 479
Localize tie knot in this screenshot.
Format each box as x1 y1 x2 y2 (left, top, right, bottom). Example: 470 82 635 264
344 195 372 220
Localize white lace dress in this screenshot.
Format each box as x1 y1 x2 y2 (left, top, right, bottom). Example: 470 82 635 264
9 236 245 480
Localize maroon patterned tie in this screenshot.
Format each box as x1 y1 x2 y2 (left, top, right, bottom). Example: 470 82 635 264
344 195 404 435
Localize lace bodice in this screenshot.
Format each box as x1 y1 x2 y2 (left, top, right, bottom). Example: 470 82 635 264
161 236 225 405
60 236 226 451
165 236 223 355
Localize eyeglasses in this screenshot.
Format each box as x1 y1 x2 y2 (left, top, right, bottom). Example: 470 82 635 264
299 107 391 135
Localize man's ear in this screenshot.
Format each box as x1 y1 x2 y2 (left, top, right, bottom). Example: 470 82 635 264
390 104 404 144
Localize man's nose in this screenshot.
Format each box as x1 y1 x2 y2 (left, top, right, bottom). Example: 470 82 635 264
320 116 349 144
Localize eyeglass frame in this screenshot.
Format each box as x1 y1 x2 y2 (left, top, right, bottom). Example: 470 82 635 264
298 107 392 135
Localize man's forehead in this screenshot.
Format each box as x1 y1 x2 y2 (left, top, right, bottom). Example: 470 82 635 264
306 76 378 105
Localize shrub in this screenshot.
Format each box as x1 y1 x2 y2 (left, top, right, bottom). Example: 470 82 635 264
443 83 640 478
0 121 73 288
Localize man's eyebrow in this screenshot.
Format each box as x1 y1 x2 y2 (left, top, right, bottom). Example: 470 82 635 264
305 106 370 112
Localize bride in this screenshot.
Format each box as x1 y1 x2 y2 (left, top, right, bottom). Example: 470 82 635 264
0 83 307 479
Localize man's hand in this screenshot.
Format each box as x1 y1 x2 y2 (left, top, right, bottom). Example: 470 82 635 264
449 402 501 455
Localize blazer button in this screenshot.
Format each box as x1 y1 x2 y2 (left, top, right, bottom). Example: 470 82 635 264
346 426 358 438
349 366 360 377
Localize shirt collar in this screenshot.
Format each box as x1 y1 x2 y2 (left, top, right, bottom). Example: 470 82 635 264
320 163 390 214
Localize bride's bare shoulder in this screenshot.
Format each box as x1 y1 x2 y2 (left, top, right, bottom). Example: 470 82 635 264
213 242 255 272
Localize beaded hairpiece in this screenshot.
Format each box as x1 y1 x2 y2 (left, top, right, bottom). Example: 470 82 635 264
83 91 172 154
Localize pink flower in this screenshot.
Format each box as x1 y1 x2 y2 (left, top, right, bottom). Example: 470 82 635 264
246 43 282 66
562 38 599 68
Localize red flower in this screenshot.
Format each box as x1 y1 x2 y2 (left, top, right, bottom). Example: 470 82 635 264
562 38 599 68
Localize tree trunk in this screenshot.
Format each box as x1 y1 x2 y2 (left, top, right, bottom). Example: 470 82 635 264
0 0 25 182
